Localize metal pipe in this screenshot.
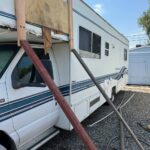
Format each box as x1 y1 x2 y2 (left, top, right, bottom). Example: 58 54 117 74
20 41 97 150
72 49 145 150
119 108 125 150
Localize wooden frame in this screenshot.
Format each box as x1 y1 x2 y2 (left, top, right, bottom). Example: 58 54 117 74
26 0 70 34
15 0 73 48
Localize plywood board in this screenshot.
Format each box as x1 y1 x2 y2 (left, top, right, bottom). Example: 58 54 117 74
26 0 69 34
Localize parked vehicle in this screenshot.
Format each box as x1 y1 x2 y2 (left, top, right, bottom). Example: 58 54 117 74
0 0 128 149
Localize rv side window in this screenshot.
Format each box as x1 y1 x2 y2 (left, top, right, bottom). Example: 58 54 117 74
17 56 33 82
12 49 54 89
92 33 101 57
79 26 101 59
0 45 18 78
79 26 92 52
105 42 109 56
124 49 127 61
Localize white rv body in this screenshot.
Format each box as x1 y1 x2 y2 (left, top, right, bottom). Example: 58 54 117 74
0 0 128 149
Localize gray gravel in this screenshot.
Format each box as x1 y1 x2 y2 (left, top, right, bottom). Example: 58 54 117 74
39 91 150 150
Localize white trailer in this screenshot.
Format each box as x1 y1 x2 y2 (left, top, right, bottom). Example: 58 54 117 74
0 0 129 149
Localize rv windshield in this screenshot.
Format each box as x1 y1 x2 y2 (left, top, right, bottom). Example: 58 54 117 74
0 45 18 78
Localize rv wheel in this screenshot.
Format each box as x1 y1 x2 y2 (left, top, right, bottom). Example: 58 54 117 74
0 131 17 150
111 93 115 102
111 87 116 102
105 87 116 105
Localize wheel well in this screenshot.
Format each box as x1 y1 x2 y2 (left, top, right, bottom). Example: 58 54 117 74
0 131 17 150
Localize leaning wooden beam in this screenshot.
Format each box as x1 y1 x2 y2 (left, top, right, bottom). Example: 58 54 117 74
15 0 26 46
42 27 52 55
68 0 74 49
21 40 97 150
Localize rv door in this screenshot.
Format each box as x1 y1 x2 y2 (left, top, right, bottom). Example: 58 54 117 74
0 44 19 148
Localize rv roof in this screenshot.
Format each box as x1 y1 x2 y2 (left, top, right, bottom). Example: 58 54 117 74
0 28 69 43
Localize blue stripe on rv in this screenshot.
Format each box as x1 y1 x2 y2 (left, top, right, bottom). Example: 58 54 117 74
0 11 16 20
0 72 122 122
0 85 70 122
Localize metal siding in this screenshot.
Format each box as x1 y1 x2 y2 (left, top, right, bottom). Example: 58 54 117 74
128 47 150 85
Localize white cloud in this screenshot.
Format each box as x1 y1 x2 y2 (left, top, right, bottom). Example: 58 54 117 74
93 4 104 15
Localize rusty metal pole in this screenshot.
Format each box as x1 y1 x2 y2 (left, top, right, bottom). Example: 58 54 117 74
20 40 97 150
72 49 144 150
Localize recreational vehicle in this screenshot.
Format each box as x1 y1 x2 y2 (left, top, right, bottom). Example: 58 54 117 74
0 0 128 149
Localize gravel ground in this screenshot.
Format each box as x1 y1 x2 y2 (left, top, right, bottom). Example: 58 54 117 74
39 90 150 150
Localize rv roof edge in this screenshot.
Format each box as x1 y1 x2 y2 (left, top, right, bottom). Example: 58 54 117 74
0 28 69 43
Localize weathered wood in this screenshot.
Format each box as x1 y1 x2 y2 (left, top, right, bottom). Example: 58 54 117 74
21 41 97 150
15 0 26 45
26 0 69 34
42 27 52 54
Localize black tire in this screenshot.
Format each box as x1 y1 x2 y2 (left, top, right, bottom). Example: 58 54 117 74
105 87 116 105
0 131 17 150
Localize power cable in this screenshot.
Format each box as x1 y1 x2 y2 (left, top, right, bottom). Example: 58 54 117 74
88 93 135 127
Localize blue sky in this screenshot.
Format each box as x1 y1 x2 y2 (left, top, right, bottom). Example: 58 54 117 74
85 0 149 36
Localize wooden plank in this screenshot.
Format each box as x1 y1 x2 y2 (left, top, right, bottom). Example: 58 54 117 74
68 0 74 49
42 27 52 54
15 0 26 45
26 0 69 34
